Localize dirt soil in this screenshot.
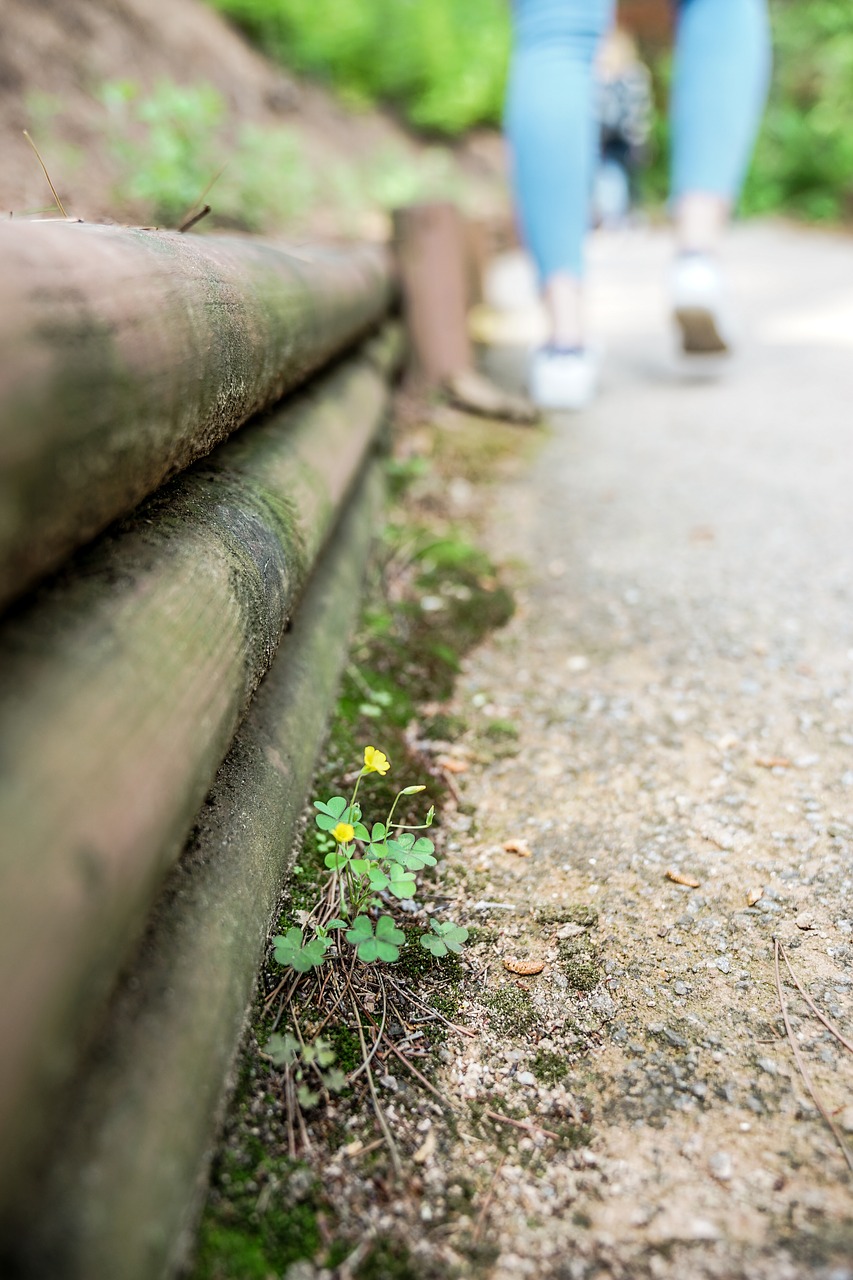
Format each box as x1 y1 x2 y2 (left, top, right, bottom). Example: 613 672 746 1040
406 223 853 1279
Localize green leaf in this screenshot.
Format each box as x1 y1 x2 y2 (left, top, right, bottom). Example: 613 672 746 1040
375 915 406 945
419 932 448 957
264 1032 300 1067
314 796 349 818
272 927 329 973
345 915 374 945
355 936 381 963
352 822 371 841
323 1067 348 1093
386 865 417 899
296 1085 320 1109
271 927 305 966
367 867 390 891
375 939 402 962
325 918 347 930
349 858 370 876
324 849 350 870
314 1038 336 1068
432 921 469 953
371 822 387 841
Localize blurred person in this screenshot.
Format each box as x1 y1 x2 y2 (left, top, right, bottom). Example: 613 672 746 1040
505 0 772 409
593 26 652 228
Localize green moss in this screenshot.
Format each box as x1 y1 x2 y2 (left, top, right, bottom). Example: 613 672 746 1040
355 1236 419 1279
532 1049 569 1086
483 719 519 742
421 710 467 740
397 930 465 985
465 926 498 946
193 1164 321 1280
556 942 602 992
484 986 538 1037
325 1023 362 1074
535 905 599 928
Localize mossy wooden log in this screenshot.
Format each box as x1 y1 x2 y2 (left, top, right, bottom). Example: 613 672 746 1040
2 461 383 1280
0 220 394 609
0 328 401 1211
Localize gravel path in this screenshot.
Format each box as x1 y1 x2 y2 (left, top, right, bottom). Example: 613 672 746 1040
420 223 853 1279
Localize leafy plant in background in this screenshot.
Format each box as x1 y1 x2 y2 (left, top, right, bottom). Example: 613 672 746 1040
207 0 510 134
99 79 320 227
742 0 853 222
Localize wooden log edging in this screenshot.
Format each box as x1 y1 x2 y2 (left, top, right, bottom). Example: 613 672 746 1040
3 460 385 1280
0 327 401 1211
0 221 395 609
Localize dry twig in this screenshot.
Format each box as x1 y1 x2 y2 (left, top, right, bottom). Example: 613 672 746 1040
774 938 853 1175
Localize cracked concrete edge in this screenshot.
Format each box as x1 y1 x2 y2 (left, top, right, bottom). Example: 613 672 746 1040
3 458 385 1280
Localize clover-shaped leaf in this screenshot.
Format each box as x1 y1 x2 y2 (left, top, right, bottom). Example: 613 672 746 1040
346 914 405 963
367 866 390 892
386 834 436 871
296 1084 320 1109
386 863 417 899
323 1067 348 1093
324 848 351 871
314 795 350 832
302 1037 336 1069
272 926 330 972
264 1031 300 1067
419 920 469 957
371 822 387 842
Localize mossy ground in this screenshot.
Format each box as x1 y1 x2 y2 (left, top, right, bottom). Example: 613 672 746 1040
190 398 531 1279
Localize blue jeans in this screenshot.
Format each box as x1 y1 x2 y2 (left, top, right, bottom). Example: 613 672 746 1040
505 0 771 280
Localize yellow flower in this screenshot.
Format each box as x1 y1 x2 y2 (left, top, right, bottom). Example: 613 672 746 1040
331 822 354 844
363 745 390 775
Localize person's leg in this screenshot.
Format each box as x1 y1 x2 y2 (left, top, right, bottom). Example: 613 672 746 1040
671 0 771 247
669 0 771 351
505 0 614 349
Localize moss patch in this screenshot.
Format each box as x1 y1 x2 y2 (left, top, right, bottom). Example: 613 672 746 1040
557 941 602 992
532 1049 570 1086
535 904 599 929
484 985 539 1036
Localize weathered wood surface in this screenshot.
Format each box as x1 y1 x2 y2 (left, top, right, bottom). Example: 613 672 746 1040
0 328 400 1209
0 220 394 608
3 461 383 1280
393 201 472 384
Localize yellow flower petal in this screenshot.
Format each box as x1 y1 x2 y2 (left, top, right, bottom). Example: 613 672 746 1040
363 745 390 775
331 822 355 844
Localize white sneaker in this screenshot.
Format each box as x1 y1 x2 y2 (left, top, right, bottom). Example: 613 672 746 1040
529 346 599 411
671 253 731 355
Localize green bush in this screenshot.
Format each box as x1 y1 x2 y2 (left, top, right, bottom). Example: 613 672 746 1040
208 0 510 134
743 0 853 221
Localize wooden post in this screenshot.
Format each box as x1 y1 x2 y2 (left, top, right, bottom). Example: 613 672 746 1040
393 201 473 385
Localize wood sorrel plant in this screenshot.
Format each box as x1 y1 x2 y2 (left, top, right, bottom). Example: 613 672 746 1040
272 745 467 970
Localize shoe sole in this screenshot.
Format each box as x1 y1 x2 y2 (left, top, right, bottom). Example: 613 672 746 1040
674 305 729 355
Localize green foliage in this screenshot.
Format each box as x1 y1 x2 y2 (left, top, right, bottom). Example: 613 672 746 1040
270 926 329 972
264 1033 347 1107
99 78 318 226
420 920 469 958
207 0 511 135
345 914 406 964
271 746 466 973
743 0 853 221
